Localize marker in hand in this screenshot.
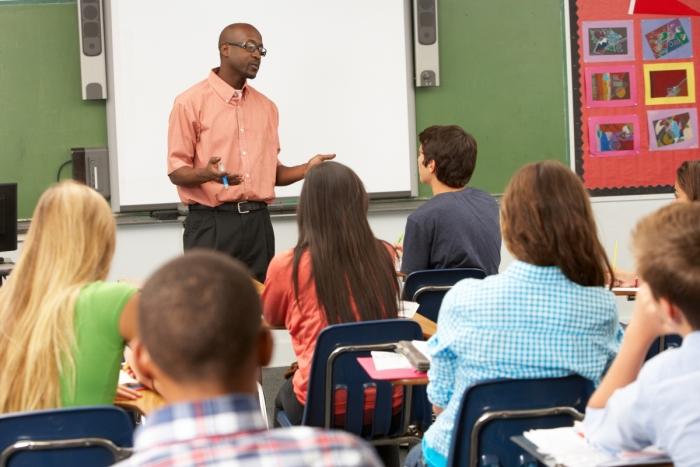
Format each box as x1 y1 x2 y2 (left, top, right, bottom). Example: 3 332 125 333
218 162 229 189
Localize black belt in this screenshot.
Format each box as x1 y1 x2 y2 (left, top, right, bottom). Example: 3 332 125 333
189 201 267 214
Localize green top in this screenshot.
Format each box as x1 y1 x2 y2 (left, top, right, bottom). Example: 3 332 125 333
59 281 137 407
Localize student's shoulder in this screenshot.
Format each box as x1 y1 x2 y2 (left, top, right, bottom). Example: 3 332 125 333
79 281 137 303
269 426 381 464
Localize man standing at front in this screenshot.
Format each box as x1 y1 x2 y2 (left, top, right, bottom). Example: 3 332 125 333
167 23 332 282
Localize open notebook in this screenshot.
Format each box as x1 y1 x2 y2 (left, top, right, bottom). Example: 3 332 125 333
522 424 671 467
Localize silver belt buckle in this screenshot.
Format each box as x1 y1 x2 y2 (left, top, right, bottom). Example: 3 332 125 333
237 202 250 214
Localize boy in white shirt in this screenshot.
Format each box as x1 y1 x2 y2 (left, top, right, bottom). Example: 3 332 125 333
584 202 700 466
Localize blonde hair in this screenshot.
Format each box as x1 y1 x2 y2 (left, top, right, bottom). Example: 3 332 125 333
0 181 115 412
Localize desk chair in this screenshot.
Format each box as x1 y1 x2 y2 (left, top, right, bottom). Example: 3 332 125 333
276 320 431 447
446 375 594 467
645 334 683 361
402 268 486 322
0 406 133 467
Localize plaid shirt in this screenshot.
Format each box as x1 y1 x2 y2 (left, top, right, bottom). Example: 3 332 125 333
423 260 622 464
116 394 382 467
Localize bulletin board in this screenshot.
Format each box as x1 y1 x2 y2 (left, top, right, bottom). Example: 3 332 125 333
570 0 700 195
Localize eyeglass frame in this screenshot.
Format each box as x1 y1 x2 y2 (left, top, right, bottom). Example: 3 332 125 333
224 40 267 57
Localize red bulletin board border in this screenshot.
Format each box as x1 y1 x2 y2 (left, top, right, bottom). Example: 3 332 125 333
570 0 700 195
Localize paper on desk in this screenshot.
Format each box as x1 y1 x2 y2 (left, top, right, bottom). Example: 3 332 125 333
411 340 430 361
398 300 419 318
371 351 413 371
118 370 138 385
523 424 670 467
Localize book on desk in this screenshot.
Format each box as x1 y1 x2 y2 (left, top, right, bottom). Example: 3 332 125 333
513 424 671 467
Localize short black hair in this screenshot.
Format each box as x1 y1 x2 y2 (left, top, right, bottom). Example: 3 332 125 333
419 125 477 188
139 250 262 383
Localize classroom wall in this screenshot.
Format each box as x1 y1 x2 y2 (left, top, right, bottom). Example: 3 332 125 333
2 0 570 217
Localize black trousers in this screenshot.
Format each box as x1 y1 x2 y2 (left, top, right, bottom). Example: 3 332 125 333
274 379 399 467
183 203 275 283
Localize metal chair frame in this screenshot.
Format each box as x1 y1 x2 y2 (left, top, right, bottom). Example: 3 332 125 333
324 343 421 446
0 438 132 467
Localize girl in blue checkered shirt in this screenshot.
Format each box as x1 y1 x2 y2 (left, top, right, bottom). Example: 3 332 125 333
406 161 621 467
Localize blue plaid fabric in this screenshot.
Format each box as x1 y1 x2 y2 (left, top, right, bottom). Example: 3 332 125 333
116 394 382 467
423 260 622 464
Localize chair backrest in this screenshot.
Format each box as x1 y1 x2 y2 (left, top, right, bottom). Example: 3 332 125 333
302 319 431 437
402 268 486 322
0 406 134 467
447 375 594 467
645 333 683 361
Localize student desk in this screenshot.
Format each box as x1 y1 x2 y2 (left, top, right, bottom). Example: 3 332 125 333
0 262 14 285
411 314 436 339
116 389 165 416
510 435 673 467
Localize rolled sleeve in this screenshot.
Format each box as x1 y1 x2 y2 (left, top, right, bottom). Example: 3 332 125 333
167 101 197 174
584 380 652 454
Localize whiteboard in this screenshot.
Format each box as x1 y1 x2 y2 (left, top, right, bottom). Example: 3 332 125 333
104 0 417 211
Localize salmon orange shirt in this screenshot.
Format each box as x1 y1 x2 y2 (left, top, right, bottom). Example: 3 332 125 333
167 69 280 206
262 248 402 413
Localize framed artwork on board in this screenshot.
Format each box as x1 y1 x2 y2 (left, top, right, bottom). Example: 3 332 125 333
641 17 693 60
588 115 640 156
647 107 698 151
582 20 635 62
643 62 696 105
585 65 637 107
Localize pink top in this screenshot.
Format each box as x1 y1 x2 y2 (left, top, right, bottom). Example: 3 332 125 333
167 69 281 206
262 248 400 409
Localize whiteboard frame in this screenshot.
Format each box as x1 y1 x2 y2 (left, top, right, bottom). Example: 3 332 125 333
104 0 418 212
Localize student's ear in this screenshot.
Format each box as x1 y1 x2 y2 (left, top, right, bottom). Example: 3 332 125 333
427 159 437 175
257 326 274 368
131 338 158 385
662 298 690 329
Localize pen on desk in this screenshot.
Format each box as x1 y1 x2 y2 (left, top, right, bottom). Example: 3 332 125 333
218 162 229 189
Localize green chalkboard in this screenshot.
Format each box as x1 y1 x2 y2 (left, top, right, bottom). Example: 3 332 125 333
0 2 106 218
0 0 570 216
415 0 569 197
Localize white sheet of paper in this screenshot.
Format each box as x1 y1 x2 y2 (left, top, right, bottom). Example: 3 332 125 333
370 351 413 371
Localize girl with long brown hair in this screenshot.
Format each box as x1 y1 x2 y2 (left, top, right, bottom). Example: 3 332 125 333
407 161 621 467
262 161 399 425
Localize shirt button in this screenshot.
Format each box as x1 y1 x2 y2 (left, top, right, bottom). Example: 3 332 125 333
245 173 250 178
240 128 245 133
242 151 247 156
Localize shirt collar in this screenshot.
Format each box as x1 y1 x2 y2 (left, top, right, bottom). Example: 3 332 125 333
682 331 700 348
208 68 249 103
133 393 266 450
505 260 569 284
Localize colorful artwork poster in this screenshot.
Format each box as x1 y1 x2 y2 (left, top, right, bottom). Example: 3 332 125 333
588 115 640 156
647 107 699 151
583 20 635 62
642 18 693 60
644 62 696 104
585 65 637 107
